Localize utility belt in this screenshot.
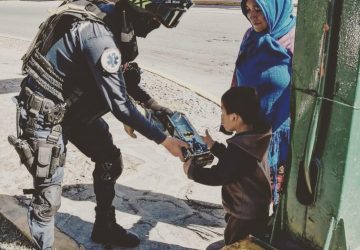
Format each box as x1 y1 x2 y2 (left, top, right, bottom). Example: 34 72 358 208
8 86 67 179
19 86 66 129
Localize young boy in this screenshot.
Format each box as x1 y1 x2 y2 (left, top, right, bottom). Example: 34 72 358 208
183 87 272 245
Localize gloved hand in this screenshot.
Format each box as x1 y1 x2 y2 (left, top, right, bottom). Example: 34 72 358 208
145 98 172 115
122 62 141 86
123 124 137 138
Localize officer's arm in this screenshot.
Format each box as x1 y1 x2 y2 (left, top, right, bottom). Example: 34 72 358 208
127 83 152 104
123 64 172 114
81 34 166 144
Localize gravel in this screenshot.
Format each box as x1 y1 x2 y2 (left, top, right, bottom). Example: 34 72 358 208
0 214 35 250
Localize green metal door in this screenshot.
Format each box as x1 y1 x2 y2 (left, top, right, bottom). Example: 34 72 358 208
281 0 360 249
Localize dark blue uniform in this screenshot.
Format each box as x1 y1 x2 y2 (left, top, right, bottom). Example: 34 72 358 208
12 0 193 246
19 17 166 250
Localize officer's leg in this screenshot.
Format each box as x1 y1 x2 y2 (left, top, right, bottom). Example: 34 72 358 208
65 118 121 207
65 118 139 247
28 178 63 250
16 87 66 249
25 130 65 250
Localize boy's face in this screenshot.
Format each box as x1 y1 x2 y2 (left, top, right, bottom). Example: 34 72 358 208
221 102 241 132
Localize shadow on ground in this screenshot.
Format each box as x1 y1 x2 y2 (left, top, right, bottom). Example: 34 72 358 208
0 212 35 250
59 183 225 249
0 78 22 94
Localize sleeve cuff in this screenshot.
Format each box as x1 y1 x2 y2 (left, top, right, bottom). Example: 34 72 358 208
154 131 167 144
187 161 197 180
210 141 223 155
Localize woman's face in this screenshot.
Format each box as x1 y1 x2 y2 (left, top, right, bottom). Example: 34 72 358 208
245 0 268 32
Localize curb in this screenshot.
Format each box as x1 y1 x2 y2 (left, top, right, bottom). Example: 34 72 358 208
0 195 84 250
141 65 221 106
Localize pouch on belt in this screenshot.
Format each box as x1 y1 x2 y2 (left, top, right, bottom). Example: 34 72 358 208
36 142 53 178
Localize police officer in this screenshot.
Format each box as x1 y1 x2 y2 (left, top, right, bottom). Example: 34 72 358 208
9 0 192 248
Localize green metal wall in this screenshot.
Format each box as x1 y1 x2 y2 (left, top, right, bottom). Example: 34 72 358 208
282 0 360 249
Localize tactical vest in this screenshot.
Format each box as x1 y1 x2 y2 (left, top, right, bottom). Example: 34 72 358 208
22 0 138 103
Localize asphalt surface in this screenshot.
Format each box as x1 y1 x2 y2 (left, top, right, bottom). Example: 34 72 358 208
0 1 249 101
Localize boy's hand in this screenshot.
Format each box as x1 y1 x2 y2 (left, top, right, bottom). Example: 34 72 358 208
201 129 215 149
183 158 193 175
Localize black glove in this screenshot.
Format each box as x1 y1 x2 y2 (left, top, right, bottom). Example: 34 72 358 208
145 98 173 115
123 62 153 105
123 62 141 86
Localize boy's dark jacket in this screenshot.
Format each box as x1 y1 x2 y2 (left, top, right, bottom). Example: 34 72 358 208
187 126 272 220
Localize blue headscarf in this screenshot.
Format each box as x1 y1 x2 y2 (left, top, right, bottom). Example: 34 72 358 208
235 0 295 202
241 0 296 40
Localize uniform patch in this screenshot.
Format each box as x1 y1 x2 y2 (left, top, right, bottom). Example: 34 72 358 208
100 48 121 74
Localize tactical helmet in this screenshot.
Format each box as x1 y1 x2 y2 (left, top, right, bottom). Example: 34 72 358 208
128 0 193 28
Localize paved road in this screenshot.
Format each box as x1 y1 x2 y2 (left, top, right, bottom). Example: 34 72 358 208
0 1 249 100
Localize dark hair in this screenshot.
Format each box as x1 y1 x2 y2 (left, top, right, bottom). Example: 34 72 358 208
221 87 261 126
240 0 248 17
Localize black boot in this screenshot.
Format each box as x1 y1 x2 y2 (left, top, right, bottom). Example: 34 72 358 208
91 206 140 247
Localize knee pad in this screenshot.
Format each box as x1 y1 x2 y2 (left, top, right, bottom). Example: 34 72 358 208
94 153 123 183
31 185 61 222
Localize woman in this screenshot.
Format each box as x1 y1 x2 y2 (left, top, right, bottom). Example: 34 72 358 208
231 0 296 204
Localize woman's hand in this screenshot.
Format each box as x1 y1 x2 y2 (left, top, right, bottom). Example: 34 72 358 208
201 129 215 149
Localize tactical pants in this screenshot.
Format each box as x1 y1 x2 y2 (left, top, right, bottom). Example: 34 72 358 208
20 106 121 250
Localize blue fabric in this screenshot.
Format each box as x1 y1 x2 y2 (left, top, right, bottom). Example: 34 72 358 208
98 3 115 14
235 0 295 203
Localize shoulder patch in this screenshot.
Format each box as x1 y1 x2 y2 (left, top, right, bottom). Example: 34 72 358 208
100 48 121 74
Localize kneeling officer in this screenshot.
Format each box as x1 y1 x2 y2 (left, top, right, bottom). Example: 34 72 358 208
9 0 192 248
